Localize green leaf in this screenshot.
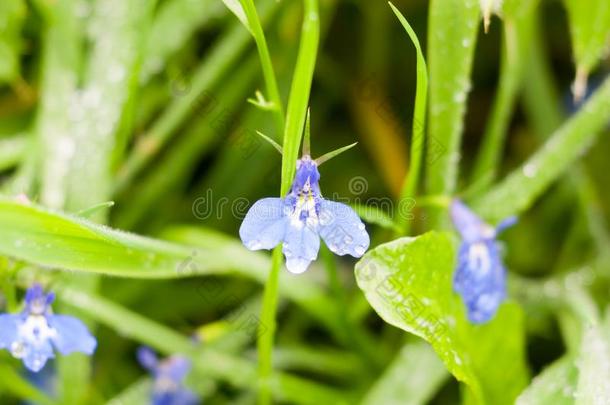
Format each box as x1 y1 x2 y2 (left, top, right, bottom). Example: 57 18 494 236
425 0 479 228
279 0 320 196
515 356 577 405
223 0 252 34
563 0 610 100
473 76 610 223
355 232 528 404
388 2 429 235
54 285 350 405
0 199 340 337
361 342 448 405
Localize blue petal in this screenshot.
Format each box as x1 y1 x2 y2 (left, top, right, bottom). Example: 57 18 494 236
152 389 198 405
318 200 369 257
454 241 505 323
48 315 97 355
0 314 20 350
450 199 491 243
282 222 320 273
137 346 159 372
496 215 518 234
162 356 191 382
23 339 55 373
239 198 288 250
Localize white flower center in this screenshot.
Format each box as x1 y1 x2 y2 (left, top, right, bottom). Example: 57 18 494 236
12 315 57 357
468 243 491 275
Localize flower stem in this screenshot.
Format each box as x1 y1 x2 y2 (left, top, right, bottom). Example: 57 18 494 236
239 0 285 138
257 0 319 403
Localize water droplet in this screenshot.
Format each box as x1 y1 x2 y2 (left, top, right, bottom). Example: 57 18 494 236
453 91 466 103
523 163 538 178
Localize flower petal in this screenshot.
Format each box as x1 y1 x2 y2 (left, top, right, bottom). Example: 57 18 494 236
0 314 20 350
282 222 320 274
163 356 191 382
454 241 505 323
450 199 491 243
48 315 97 355
318 200 369 257
239 198 288 250
152 389 198 405
23 339 54 373
137 346 159 372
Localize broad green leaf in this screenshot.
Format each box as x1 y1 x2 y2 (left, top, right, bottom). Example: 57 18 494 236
474 76 610 223
223 0 252 34
355 232 528 404
0 199 339 334
516 356 577 405
425 0 479 228
0 0 26 83
361 342 448 405
563 0 610 99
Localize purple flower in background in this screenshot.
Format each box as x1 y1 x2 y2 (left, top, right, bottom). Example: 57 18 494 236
0 284 97 372
137 347 198 405
240 155 370 273
450 200 517 323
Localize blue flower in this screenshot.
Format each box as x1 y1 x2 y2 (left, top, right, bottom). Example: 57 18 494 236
137 347 198 405
0 284 97 372
450 200 517 323
239 156 370 273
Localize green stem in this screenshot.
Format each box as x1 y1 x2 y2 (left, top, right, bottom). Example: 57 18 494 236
425 0 479 229
474 76 610 223
257 248 283 404
239 0 285 137
470 18 523 189
258 0 319 403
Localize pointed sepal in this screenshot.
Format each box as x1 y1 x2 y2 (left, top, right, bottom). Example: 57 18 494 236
256 131 283 154
314 142 358 166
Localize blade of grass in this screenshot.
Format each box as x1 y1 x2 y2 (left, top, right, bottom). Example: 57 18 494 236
389 2 428 235
113 58 258 229
239 0 285 137
425 0 479 228
0 363 56 405
469 13 526 189
113 0 280 195
53 285 352 405
141 0 226 81
259 0 320 403
0 199 340 335
473 76 610 223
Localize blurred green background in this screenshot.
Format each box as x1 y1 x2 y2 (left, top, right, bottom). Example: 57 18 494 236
1 0 609 404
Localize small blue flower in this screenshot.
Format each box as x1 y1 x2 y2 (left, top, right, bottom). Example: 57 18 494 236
0 284 97 372
137 347 198 405
450 200 517 323
239 155 370 273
